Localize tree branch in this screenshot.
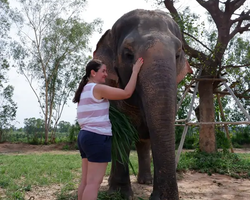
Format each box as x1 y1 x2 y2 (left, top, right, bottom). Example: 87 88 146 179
163 0 179 18
163 1 209 62
229 9 250 39
230 23 250 40
20 68 45 116
214 90 250 99
196 0 222 26
230 9 250 25
183 31 213 53
221 63 250 70
224 0 246 16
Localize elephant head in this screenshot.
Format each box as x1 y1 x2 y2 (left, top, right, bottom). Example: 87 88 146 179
94 9 192 200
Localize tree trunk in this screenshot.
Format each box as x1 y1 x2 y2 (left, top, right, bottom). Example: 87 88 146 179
199 80 216 153
45 120 49 144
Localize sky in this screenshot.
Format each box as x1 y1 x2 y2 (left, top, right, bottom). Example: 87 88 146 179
8 0 249 128
8 0 163 128
7 0 207 128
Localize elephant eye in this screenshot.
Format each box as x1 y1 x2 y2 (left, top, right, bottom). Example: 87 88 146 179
123 48 134 61
176 48 183 60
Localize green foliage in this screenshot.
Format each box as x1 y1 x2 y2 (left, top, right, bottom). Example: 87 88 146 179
23 117 44 144
109 105 139 174
176 91 192 120
56 182 77 200
1 130 27 143
12 191 25 200
0 68 17 143
175 127 199 150
68 121 80 143
226 37 250 65
165 1 250 153
175 86 199 149
231 126 250 147
177 151 250 178
0 85 17 129
215 127 231 151
177 7 203 43
0 0 17 142
97 191 125 200
57 121 71 133
184 132 199 149
0 178 9 188
0 0 10 38
175 124 250 151
10 0 103 142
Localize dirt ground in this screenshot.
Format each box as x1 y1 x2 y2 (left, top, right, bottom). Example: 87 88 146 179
1 142 250 200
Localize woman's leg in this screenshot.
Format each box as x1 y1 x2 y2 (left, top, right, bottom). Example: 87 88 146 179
78 158 88 200
82 161 108 200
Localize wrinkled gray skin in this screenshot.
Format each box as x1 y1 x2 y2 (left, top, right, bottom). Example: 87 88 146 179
94 9 192 200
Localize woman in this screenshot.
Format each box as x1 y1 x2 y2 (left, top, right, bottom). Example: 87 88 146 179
73 57 143 200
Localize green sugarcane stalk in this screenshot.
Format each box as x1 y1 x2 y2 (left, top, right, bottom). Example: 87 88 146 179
109 105 138 176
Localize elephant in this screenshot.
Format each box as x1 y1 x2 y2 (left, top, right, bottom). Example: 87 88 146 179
93 9 192 200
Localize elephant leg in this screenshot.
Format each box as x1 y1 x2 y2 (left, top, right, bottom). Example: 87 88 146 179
149 141 179 200
108 149 132 199
136 139 152 184
149 167 161 200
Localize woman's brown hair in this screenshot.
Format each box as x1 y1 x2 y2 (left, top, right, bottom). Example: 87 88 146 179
73 59 103 103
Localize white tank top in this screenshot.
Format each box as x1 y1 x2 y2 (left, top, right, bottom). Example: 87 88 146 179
77 83 112 136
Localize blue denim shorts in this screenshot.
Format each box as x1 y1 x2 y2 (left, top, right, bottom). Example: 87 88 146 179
77 130 112 163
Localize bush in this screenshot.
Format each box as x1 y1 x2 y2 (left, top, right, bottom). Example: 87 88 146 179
216 128 231 150
68 123 79 143
231 126 250 146
175 127 199 150
177 151 250 178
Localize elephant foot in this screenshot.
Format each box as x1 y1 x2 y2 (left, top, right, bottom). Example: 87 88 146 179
149 197 160 200
149 193 160 200
108 184 133 200
137 173 152 184
149 191 179 200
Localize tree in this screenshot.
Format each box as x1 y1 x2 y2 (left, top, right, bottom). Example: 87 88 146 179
24 117 44 144
11 0 103 143
57 120 71 133
0 0 17 142
158 0 250 152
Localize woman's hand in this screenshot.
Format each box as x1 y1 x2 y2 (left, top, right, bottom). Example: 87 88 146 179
94 57 144 100
132 57 144 74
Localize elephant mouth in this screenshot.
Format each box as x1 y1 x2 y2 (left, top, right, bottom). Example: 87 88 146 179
122 99 140 112
116 99 141 120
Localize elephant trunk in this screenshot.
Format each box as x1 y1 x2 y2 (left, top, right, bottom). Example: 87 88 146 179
137 58 179 199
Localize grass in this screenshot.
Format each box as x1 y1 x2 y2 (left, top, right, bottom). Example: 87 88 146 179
177 151 250 178
0 153 81 200
0 150 250 199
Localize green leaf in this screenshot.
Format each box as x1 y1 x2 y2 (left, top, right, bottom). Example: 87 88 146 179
109 105 138 175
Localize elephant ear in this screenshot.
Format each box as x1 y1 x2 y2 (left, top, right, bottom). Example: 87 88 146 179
93 29 119 88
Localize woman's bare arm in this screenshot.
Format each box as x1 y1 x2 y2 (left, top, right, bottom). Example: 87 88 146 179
94 58 143 100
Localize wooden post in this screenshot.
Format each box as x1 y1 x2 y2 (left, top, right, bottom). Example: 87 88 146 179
222 82 250 121
175 68 202 168
217 94 234 153
177 81 195 112
175 76 250 167
177 69 199 112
